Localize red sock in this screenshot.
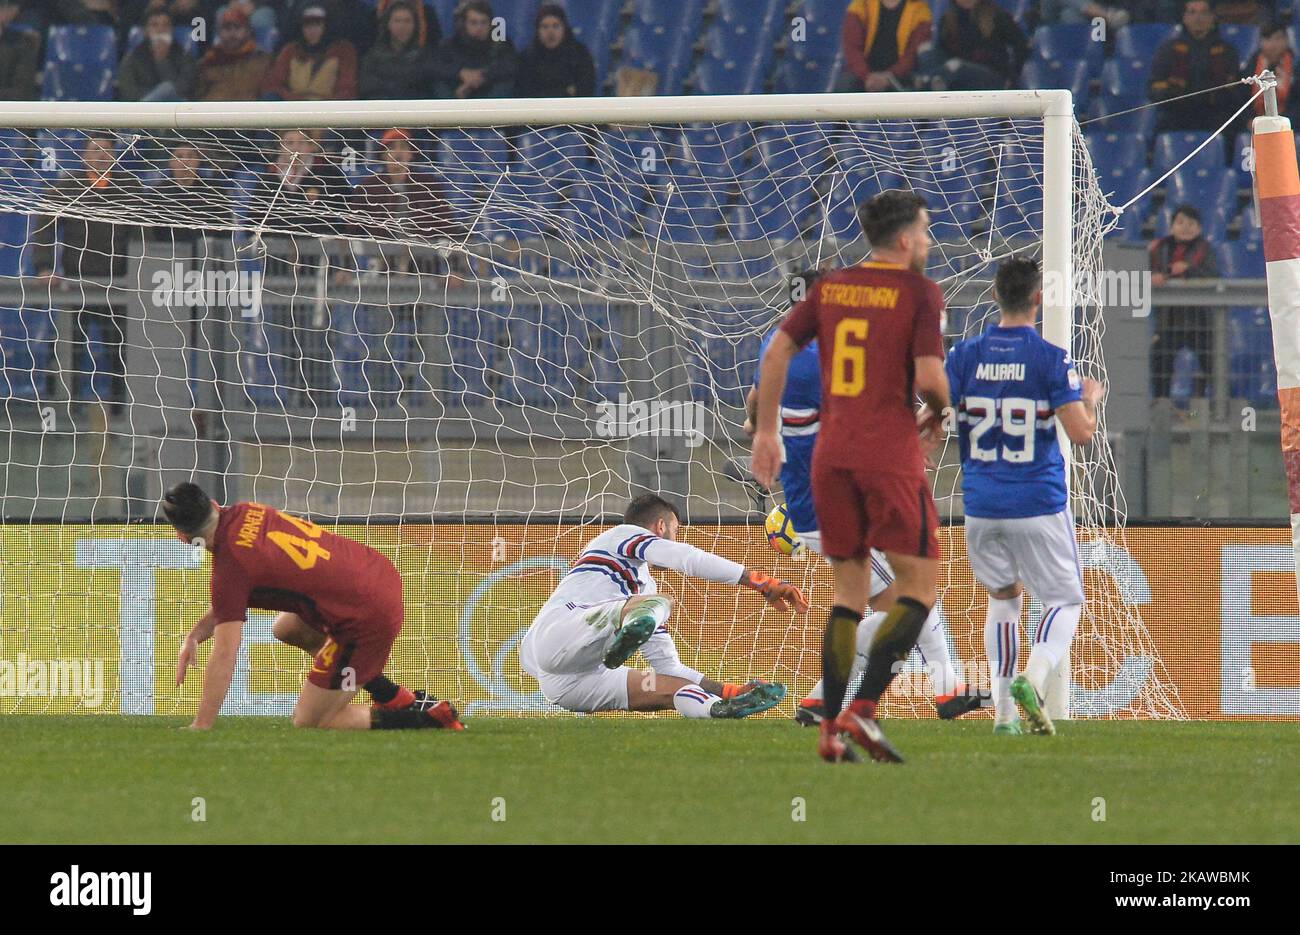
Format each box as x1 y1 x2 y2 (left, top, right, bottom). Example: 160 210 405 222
848 698 878 720
375 686 416 710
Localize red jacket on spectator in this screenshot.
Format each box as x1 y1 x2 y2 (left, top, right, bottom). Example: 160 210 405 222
842 0 933 84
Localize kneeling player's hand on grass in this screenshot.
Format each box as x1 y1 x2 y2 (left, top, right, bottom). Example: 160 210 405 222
176 635 198 687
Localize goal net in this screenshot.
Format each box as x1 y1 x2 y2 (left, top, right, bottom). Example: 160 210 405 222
0 95 1183 719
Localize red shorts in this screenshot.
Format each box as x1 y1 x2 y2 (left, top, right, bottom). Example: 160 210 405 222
306 592 403 691
812 459 939 561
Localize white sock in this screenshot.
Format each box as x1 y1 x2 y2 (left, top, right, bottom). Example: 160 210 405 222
1024 604 1082 697
803 610 886 706
914 607 960 697
984 593 1023 724
1046 649 1071 719
673 685 720 718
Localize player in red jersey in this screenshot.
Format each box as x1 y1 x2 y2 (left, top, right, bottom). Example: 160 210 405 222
752 190 951 763
164 482 464 731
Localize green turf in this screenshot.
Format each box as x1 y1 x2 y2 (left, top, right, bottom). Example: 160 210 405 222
1 716 1296 843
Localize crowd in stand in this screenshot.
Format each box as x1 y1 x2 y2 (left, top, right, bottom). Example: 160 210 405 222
0 0 1290 410
0 0 597 103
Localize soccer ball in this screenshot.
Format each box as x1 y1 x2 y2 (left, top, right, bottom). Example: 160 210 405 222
764 503 805 558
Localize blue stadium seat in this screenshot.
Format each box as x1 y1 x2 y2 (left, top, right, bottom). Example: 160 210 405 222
1108 169 1155 241
774 48 843 94
727 179 814 242
1220 239 1266 278
703 14 782 85
1021 57 1091 112
670 123 749 181
1087 87 1157 138
621 23 694 95
1168 164 1239 221
717 0 786 27
654 186 726 242
445 306 508 407
1153 132 1227 174
993 0 1033 18
436 128 510 186
518 127 593 184
1086 130 1147 181
255 23 279 52
822 170 907 240
692 55 761 96
556 183 634 242
1114 23 1178 62
43 26 117 101
1031 25 1105 69
1099 56 1153 110
567 0 621 89
1228 306 1277 404
753 122 828 182
632 0 705 29
1220 23 1259 69
495 0 540 50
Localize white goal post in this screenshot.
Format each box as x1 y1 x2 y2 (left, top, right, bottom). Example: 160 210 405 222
0 91 1182 719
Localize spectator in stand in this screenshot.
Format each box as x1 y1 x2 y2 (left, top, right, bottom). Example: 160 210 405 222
431 0 518 99
251 129 351 237
353 128 460 270
0 3 39 101
1248 20 1299 121
1149 204 1220 401
263 4 358 101
1213 0 1270 26
375 0 441 48
277 0 377 54
838 0 933 92
197 5 270 100
517 3 595 97
208 1 275 44
146 135 231 243
921 0 1029 91
119 9 198 101
31 133 143 409
360 0 435 100
1148 0 1247 132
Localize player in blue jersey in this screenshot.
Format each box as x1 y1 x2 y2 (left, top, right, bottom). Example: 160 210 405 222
944 256 1103 735
744 270 981 725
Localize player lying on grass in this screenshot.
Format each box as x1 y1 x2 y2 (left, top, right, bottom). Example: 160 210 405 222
943 256 1102 736
744 269 981 725
164 481 464 731
753 190 951 763
518 493 808 717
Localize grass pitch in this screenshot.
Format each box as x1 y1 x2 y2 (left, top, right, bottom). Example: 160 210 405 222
1 716 1296 844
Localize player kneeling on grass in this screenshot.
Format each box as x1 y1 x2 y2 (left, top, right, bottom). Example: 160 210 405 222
518 494 808 717
944 256 1103 736
164 482 464 731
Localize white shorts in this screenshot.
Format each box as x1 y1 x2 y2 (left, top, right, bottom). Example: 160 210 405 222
964 510 1085 606
802 531 894 599
518 600 632 713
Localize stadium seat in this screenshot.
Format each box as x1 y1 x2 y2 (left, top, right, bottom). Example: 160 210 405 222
692 55 761 96
1228 306 1277 404
1114 23 1178 62
632 0 705 29
1168 164 1239 222
1219 24 1259 69
42 26 117 102
1099 56 1154 111
1087 88 1157 139
774 48 844 94
254 23 279 53
1153 132 1227 175
495 0 540 50
653 186 726 242
1031 25 1105 69
1021 57 1091 112
621 23 695 95
1220 239 1266 278
701 14 782 89
435 128 510 186
1086 130 1147 181
727 179 814 242
822 170 907 239
518 127 594 184
752 123 829 182
567 0 621 90
993 0 1033 18
669 123 749 181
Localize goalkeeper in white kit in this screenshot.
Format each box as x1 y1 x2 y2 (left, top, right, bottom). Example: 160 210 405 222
519 494 808 717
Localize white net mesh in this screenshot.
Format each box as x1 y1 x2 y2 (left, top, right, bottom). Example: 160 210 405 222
0 106 1183 718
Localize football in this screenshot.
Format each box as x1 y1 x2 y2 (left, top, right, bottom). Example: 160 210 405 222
764 502 805 558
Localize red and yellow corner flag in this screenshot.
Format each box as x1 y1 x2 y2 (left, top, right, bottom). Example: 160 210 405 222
1254 115 1300 607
